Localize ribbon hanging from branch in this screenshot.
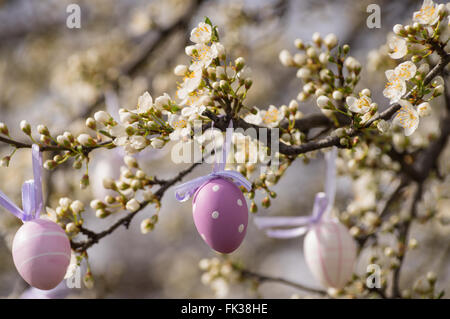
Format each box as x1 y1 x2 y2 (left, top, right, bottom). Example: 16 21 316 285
254 146 337 238
174 120 252 202
0 144 43 221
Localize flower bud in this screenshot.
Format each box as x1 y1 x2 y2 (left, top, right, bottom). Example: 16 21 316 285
65 222 79 234
90 199 105 210
20 120 31 135
294 38 304 49
59 197 72 209
44 160 57 170
70 200 85 214
126 198 140 212
312 32 321 46
103 177 115 189
279 50 294 66
151 137 165 149
288 100 298 112
96 209 109 218
316 95 330 108
56 135 70 146
324 33 338 49
94 111 111 124
0 156 10 167
306 47 317 58
293 53 306 66
393 24 404 35
235 57 245 71
80 174 89 189
140 218 154 234
433 85 444 96
0 122 9 135
37 125 49 136
86 117 97 130
174 64 187 76
77 134 95 147
361 88 371 97
332 90 343 100
124 155 138 168
296 67 311 80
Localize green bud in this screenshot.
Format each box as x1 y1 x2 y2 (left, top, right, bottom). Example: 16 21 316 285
342 44 350 54
262 197 271 208
80 174 90 189
250 201 258 213
0 122 9 135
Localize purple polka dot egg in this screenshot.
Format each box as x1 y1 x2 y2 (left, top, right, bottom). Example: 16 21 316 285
12 218 71 290
192 177 248 254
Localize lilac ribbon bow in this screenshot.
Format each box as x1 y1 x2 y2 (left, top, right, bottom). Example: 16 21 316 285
0 144 43 221
254 147 337 238
174 120 252 202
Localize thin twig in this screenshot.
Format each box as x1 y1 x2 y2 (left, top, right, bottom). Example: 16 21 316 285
237 267 327 295
71 162 200 252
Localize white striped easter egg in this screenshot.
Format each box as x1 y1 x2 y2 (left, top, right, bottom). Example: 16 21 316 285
303 219 357 289
12 218 71 290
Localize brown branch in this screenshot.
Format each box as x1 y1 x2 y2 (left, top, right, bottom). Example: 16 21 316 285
236 267 327 296
392 183 423 298
71 162 200 252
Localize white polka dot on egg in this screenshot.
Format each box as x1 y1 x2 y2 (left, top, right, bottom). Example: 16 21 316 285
212 185 220 192
238 224 244 233
237 199 243 206
212 211 219 219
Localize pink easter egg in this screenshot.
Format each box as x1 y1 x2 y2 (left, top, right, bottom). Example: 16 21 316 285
12 218 71 290
192 178 248 254
303 219 357 289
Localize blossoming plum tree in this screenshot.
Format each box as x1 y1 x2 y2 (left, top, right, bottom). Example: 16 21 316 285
0 0 449 299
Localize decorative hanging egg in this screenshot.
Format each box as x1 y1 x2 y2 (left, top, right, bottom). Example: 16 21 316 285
192 177 248 254
12 218 71 290
303 219 357 289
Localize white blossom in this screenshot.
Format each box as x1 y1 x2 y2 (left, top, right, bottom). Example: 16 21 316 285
383 61 416 103
190 22 212 44
137 91 153 113
176 69 202 100
413 0 439 25
181 104 205 120
168 114 191 141
383 70 406 103
393 100 420 136
417 102 431 117
346 95 372 114
260 105 284 128
388 36 407 59
154 93 171 110
244 110 263 125
189 43 219 71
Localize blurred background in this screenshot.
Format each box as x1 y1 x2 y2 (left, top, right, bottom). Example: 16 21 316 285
0 0 448 298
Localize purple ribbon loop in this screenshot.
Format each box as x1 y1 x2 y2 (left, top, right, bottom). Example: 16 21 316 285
0 144 44 221
254 147 337 239
174 120 252 202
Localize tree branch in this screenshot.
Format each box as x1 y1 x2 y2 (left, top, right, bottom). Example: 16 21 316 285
235 266 327 296
71 162 200 252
